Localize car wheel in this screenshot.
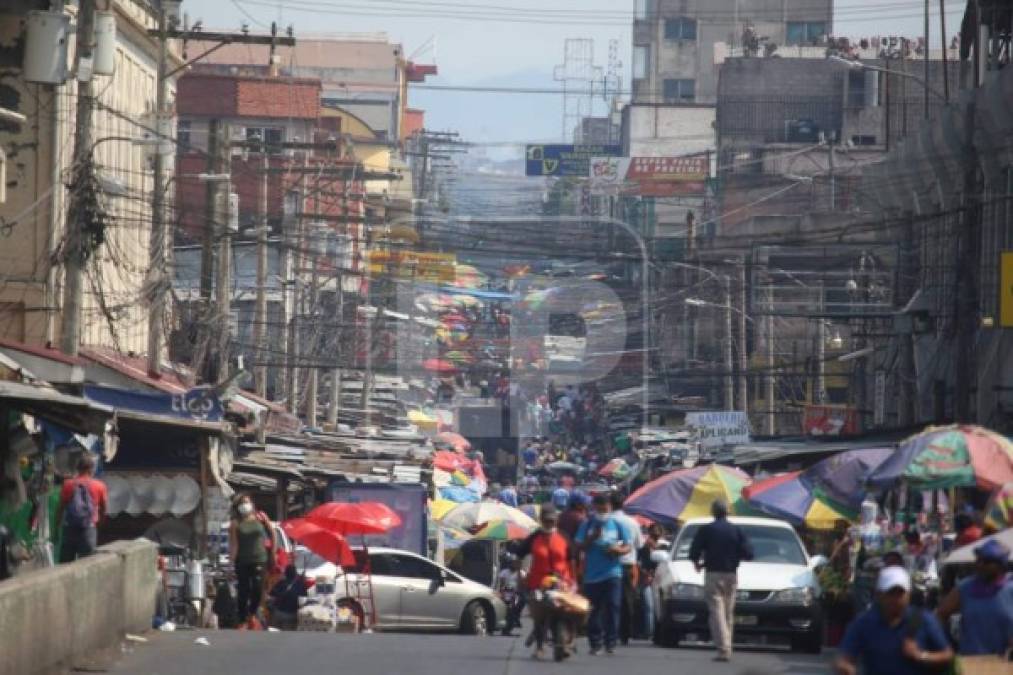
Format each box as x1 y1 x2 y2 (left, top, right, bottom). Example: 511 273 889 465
790 631 822 654
461 600 489 636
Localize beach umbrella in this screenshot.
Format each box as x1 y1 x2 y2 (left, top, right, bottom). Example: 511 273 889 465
432 450 471 471
438 486 481 503
306 502 402 536
623 464 753 525
429 498 459 522
803 447 893 511
868 425 1013 491
422 358 458 374
985 482 1013 531
473 519 534 541
743 472 853 530
519 503 541 521
282 518 356 567
435 431 472 453
440 525 473 550
442 502 538 531
599 458 632 480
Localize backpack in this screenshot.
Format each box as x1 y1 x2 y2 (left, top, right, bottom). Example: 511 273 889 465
65 481 95 529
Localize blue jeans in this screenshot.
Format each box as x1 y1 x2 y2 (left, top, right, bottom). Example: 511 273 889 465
641 585 655 640
585 577 622 649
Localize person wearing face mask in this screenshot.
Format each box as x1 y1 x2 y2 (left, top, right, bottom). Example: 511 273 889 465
936 539 1013 657
229 494 272 628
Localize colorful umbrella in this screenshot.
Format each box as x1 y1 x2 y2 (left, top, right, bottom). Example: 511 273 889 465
984 482 1013 531
519 503 541 521
435 432 472 453
441 502 538 531
306 501 402 536
282 518 356 567
802 447 893 511
429 499 459 522
439 486 481 503
408 409 439 432
743 472 853 530
868 425 1013 491
440 525 473 550
422 358 458 374
599 458 632 480
473 519 534 541
623 464 753 525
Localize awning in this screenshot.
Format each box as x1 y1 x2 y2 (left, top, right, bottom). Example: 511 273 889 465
0 380 111 433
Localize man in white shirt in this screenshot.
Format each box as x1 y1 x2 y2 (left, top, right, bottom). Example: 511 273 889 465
610 492 645 645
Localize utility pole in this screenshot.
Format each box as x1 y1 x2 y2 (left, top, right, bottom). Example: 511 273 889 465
898 212 918 426
827 132 836 210
765 281 776 436
254 149 270 397
146 5 169 376
212 123 233 384
60 0 97 355
723 275 734 411
816 282 826 404
955 100 980 422
940 0 950 101
924 0 931 120
738 263 748 414
305 170 320 428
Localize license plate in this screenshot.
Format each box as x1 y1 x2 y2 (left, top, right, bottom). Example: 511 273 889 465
734 615 758 626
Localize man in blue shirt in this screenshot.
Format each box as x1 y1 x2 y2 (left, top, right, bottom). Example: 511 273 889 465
835 566 954 675
575 493 630 655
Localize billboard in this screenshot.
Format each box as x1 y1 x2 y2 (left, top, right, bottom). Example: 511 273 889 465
525 144 622 177
803 404 860 437
589 154 710 197
685 411 751 451
367 250 456 283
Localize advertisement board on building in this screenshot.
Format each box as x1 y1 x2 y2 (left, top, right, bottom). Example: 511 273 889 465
589 154 709 197
803 404 860 437
684 411 751 451
367 250 456 283
526 144 622 177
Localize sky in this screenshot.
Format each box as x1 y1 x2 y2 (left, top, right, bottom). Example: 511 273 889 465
196 1 967 148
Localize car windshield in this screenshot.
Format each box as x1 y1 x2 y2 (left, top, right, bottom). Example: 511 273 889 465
294 549 329 571
674 523 807 566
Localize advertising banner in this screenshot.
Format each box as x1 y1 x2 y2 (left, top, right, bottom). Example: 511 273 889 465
526 144 622 177
589 154 709 197
685 411 751 451
803 404 860 437
367 250 457 283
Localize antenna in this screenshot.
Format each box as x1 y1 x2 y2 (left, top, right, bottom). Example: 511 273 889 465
553 39 603 144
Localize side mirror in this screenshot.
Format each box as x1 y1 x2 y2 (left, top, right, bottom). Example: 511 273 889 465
810 555 829 570
650 550 670 565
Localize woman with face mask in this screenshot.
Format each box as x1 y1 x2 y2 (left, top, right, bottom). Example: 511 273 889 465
229 494 269 627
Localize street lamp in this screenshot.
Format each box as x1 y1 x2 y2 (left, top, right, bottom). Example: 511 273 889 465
827 55 947 103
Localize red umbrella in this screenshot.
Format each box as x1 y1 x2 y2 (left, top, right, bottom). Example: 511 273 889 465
282 518 356 567
423 358 457 374
435 431 471 453
305 502 402 536
432 450 471 472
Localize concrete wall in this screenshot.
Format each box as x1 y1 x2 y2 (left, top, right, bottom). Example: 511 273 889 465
624 104 716 158
0 539 158 675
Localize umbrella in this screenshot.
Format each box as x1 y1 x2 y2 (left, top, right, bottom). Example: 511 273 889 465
519 503 541 521
599 458 632 479
943 527 1013 565
868 425 1013 491
429 499 459 522
444 351 476 365
281 518 356 567
803 447 893 511
439 486 481 503
432 450 472 472
743 472 853 530
306 502 402 536
624 464 753 525
546 461 585 474
473 520 534 541
423 358 458 374
441 502 538 531
435 432 472 453
984 482 1013 531
440 525 473 550
408 409 439 432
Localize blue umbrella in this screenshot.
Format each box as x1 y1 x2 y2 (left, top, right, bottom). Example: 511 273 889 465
804 447 893 510
439 486 481 503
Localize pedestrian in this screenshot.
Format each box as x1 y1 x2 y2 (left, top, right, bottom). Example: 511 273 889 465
688 499 753 662
229 494 275 628
57 454 108 563
267 564 308 630
496 552 526 636
513 504 575 659
610 492 645 645
498 481 519 508
558 492 588 542
936 538 1013 656
638 524 664 641
954 513 984 547
575 493 629 655
834 566 954 675
552 486 570 511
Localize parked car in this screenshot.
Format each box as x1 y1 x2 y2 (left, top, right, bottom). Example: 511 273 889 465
650 516 826 653
337 547 506 635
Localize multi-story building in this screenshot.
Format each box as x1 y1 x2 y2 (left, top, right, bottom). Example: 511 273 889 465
0 1 179 355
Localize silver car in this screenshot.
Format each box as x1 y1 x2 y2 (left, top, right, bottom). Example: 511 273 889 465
337 547 505 635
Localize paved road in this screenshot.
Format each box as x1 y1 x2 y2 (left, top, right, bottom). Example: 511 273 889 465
107 631 831 675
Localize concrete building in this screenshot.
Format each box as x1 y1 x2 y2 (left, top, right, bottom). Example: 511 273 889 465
0 1 179 355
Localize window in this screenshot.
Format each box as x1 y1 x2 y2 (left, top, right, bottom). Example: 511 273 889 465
245 126 284 153
664 17 697 41
634 0 653 20
176 120 191 151
389 554 441 580
675 524 807 566
786 21 827 45
663 78 696 103
633 45 650 80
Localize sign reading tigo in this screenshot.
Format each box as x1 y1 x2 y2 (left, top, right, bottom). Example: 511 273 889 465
367 250 456 283
685 411 751 451
526 144 622 177
589 154 710 196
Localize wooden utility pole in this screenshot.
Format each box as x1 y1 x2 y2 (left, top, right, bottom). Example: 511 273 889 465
924 0 931 120
255 150 270 397
211 123 232 384
738 263 748 414
305 170 320 428
60 0 97 355
147 6 169 376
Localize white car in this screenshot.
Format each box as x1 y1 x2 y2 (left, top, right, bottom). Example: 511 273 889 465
651 516 826 653
335 547 506 635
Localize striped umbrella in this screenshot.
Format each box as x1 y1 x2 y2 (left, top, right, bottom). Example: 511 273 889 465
624 464 753 525
743 472 854 530
985 482 1013 531
473 519 534 541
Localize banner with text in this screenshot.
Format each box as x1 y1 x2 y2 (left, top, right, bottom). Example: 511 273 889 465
685 411 751 451
589 154 710 197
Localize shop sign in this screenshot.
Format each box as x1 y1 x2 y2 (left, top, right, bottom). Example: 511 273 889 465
803 404 859 437
589 154 709 197
685 411 751 451
367 250 456 283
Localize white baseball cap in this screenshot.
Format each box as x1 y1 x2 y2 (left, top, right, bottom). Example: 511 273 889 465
876 566 912 593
